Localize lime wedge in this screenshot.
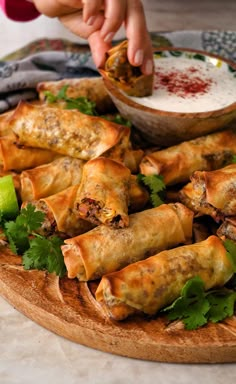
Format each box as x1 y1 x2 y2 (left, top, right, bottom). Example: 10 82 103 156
0 175 19 219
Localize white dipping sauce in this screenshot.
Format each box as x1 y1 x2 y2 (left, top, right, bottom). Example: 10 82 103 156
130 58 236 113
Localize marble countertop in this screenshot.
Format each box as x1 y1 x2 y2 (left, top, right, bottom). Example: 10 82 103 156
0 1 236 383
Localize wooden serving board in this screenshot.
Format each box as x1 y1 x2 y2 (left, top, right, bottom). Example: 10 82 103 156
0 247 236 363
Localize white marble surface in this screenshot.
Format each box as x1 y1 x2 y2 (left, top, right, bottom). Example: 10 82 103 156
1 295 236 384
0 1 236 382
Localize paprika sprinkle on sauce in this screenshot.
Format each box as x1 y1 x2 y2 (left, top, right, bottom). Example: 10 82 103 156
130 57 236 113
154 66 213 97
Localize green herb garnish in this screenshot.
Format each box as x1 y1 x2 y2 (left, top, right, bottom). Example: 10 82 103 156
162 276 236 330
44 85 97 116
137 174 166 207
0 204 66 277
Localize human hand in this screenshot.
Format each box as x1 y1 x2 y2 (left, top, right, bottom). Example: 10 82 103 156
32 0 153 75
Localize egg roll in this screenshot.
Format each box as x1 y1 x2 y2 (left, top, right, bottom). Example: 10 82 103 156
140 129 236 185
74 157 131 228
179 164 236 221
61 203 194 281
23 185 94 238
37 77 115 114
20 156 85 202
100 40 153 97
9 102 130 160
217 217 236 241
0 135 59 171
96 235 234 320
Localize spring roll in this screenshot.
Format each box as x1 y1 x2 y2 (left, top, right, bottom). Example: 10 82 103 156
74 157 131 228
9 102 130 160
100 40 153 97
95 235 234 320
217 217 236 241
140 129 236 185
128 175 149 212
61 203 194 281
0 135 59 171
37 77 115 114
179 164 236 221
23 185 94 238
20 156 85 201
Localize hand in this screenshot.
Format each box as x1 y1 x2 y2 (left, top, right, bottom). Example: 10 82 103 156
32 0 153 75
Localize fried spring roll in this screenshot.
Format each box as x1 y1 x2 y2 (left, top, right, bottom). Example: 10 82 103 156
23 186 94 237
0 135 59 171
20 156 85 201
217 217 236 241
95 235 234 320
37 77 115 114
179 164 236 221
74 157 131 228
140 129 236 185
61 203 194 281
128 175 149 212
100 40 153 97
9 102 130 160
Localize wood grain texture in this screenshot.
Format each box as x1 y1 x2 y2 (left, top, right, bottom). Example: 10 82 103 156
0 247 236 363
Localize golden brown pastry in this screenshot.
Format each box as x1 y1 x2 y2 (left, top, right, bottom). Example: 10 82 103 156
23 185 95 238
20 156 85 201
179 164 236 221
74 157 131 228
37 77 115 114
100 40 153 97
9 102 130 160
96 235 234 320
0 135 59 172
61 203 194 281
217 217 236 241
140 129 236 185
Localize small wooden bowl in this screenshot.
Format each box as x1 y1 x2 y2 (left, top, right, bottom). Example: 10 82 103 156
103 48 236 146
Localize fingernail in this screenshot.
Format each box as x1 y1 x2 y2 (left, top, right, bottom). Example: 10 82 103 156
87 16 96 26
134 49 144 66
145 59 153 75
103 32 115 43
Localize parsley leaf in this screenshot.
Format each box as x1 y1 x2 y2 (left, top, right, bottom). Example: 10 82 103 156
22 235 66 277
101 114 132 127
223 238 236 272
44 85 97 116
0 204 66 277
162 276 236 330
137 174 166 207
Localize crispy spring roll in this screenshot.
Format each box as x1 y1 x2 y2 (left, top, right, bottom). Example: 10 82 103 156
179 164 236 221
0 135 59 171
74 157 131 228
20 156 85 201
61 203 194 281
123 149 144 173
0 110 14 136
23 186 94 238
95 235 234 320
9 102 130 160
37 77 115 114
217 217 236 241
128 175 149 212
100 40 153 97
140 129 236 185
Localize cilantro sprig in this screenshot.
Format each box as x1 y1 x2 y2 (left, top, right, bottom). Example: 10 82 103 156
0 204 66 277
44 85 97 116
137 174 166 207
162 276 236 330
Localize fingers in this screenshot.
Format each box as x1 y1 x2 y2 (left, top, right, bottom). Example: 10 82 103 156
125 0 153 75
82 0 103 24
33 0 83 17
100 0 127 43
88 31 111 68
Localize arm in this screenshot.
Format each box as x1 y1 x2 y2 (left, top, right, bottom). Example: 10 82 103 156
31 0 153 74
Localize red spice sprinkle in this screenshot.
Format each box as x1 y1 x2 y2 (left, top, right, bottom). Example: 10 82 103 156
154 66 214 98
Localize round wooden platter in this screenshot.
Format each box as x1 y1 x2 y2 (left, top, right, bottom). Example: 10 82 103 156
0 247 236 364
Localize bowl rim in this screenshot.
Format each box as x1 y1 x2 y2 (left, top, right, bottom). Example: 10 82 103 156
103 46 236 118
